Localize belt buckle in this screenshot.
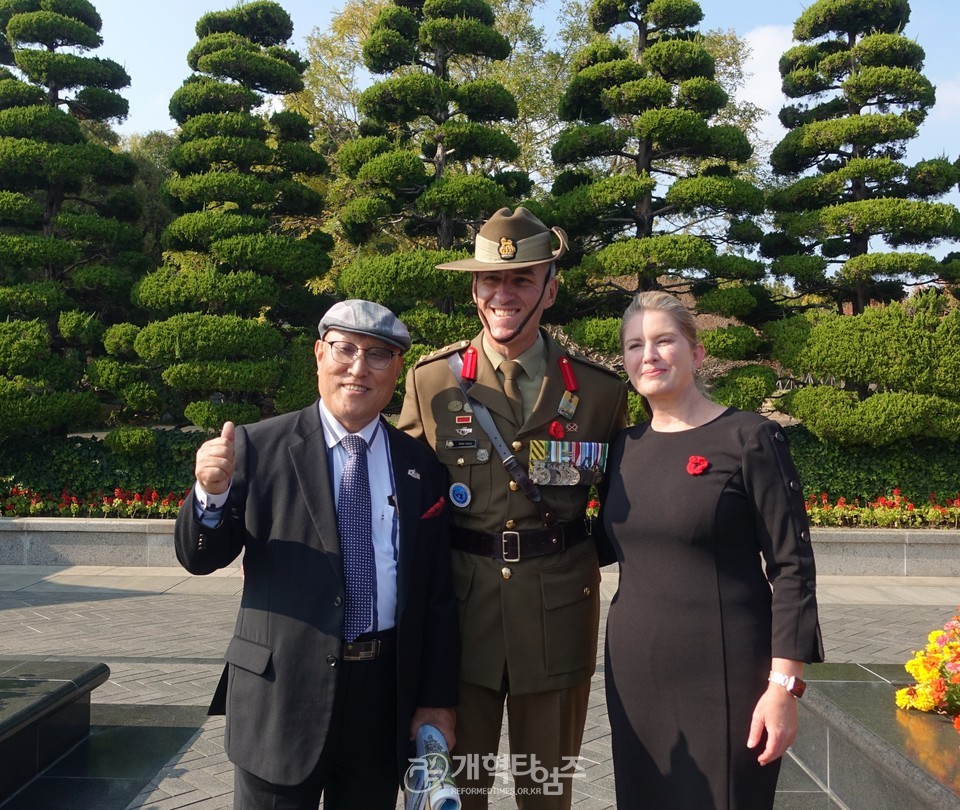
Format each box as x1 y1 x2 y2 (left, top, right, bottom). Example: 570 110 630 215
344 640 380 661
501 531 521 563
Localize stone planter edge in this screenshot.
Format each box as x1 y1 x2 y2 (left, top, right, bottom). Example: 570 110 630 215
1 519 959 574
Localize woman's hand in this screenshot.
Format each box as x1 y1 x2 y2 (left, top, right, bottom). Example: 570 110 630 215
747 683 799 765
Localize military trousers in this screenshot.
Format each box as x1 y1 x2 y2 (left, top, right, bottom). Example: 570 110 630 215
452 677 591 810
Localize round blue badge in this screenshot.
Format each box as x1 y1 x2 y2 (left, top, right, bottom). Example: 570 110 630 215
449 482 472 508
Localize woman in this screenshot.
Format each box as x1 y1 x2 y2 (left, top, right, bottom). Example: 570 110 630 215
600 291 824 809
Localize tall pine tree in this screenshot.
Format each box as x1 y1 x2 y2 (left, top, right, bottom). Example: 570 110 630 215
129 0 332 429
0 0 138 439
764 0 960 315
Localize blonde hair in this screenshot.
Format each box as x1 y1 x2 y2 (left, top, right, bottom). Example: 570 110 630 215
620 290 698 350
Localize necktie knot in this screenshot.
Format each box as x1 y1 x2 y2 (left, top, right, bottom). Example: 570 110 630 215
342 433 368 458
501 360 522 382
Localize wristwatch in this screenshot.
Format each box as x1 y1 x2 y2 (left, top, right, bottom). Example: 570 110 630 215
769 671 806 698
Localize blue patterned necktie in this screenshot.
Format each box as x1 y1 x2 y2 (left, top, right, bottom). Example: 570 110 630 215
338 434 373 642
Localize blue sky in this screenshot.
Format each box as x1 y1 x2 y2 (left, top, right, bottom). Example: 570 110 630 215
89 0 957 169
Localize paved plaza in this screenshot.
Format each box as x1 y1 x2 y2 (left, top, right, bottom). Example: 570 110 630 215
1 565 958 809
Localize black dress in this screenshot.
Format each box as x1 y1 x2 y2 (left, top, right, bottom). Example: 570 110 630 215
600 408 823 810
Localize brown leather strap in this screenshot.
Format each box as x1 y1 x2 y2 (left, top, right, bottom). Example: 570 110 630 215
451 520 589 562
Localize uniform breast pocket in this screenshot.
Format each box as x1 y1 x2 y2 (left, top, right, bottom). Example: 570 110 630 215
539 556 601 675
435 439 493 513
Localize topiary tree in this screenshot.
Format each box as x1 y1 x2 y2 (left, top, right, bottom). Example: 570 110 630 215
130 1 333 428
774 290 960 444
0 0 139 439
547 0 766 316
333 0 519 251
764 0 960 316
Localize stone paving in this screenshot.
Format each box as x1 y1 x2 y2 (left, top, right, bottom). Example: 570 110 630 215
1 565 958 809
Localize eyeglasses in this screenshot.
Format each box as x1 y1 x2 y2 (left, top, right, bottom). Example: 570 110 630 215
323 340 400 370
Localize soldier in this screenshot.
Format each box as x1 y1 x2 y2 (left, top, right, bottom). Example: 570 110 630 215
398 208 628 810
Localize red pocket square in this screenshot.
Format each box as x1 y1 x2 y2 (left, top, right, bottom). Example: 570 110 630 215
420 496 445 519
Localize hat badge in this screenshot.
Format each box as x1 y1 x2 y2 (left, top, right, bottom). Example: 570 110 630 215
498 237 516 260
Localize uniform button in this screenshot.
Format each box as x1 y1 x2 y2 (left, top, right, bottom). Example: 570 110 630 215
806 580 817 592
326 655 338 667
583 586 591 597
509 481 519 492
334 596 343 607
505 519 516 529
789 480 800 491
501 567 512 580
800 529 810 542
511 440 523 452
457 457 465 467
774 431 786 442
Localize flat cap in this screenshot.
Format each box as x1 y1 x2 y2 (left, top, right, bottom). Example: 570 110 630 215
318 299 411 352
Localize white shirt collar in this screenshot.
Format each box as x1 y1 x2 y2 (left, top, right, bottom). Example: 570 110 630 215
318 400 382 450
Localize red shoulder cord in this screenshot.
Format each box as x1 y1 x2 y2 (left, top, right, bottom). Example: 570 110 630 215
461 346 478 382
558 356 578 392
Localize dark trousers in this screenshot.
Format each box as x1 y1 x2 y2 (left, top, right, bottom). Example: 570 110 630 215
233 637 399 810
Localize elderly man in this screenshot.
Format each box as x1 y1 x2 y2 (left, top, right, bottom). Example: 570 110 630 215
175 299 458 810
398 208 628 809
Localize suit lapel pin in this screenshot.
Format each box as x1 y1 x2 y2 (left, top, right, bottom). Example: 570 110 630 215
407 468 421 479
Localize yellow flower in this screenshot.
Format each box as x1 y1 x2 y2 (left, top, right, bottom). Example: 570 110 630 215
895 687 916 709
896 606 960 736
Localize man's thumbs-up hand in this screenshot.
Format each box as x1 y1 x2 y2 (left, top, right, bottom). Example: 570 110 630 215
195 420 236 495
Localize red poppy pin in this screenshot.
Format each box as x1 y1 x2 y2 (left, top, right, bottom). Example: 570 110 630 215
549 420 566 439
686 455 709 475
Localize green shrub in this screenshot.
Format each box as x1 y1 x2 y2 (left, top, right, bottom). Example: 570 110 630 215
134 313 284 363
780 386 960 445
161 360 282 393
273 333 317 414
337 249 472 312
0 382 100 440
787 425 960 503
709 365 777 411
399 306 478 348
563 317 621 354
762 314 814 374
0 281 69 318
104 427 157 455
0 319 50 375
102 323 140 357
118 382 162 415
0 428 204 496
700 324 760 360
184 400 260 429
694 284 758 318
626 390 648 425
58 310 104 348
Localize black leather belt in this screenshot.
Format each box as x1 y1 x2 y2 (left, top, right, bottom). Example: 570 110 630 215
343 629 396 661
451 520 589 562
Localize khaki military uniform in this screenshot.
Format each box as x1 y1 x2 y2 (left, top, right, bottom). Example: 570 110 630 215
398 330 627 809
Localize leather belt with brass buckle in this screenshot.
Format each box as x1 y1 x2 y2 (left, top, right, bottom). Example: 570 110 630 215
501 530 521 563
452 520 588 562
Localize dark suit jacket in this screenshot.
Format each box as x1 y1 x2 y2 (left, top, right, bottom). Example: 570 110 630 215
174 402 458 787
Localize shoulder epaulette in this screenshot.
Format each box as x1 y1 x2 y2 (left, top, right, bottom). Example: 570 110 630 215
564 352 624 382
414 340 472 367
